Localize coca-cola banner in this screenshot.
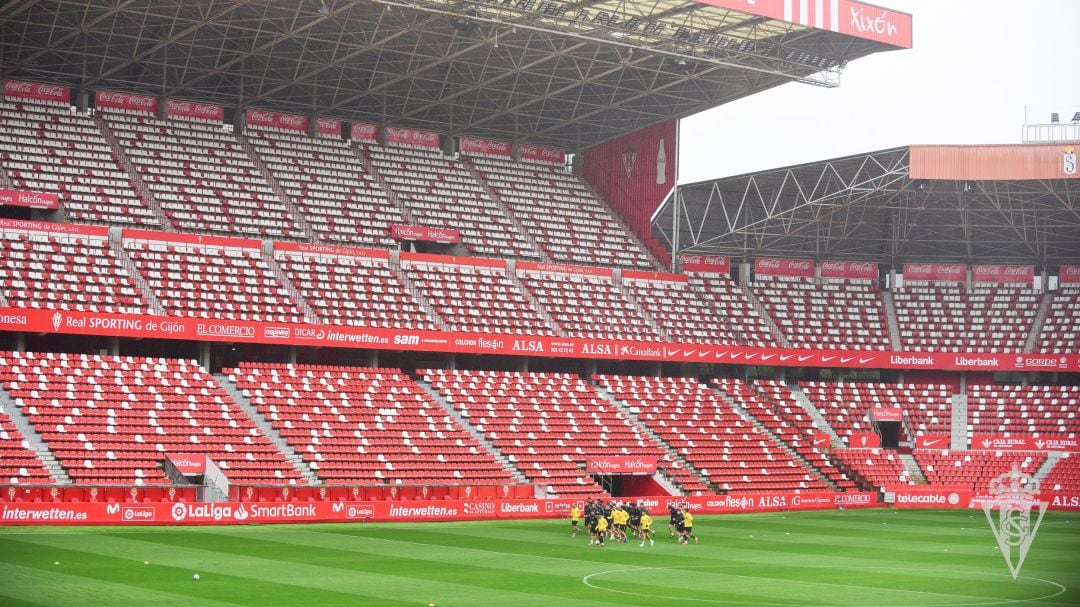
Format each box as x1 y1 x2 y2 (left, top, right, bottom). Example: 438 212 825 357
887 485 972 508
247 109 309 132
166 99 224 122
95 90 158 114
168 453 206 475
970 434 1080 452
459 136 511 157
384 126 440 148
519 144 565 164
350 122 380 142
755 257 814 278
0 491 878 526
390 224 460 244
0 305 1077 373
870 407 903 422
679 254 731 274
586 457 657 474
1060 266 1080 284
971 265 1034 284
0 218 107 236
848 432 880 448
3 80 69 103
915 434 951 450
903 263 966 282
820 260 878 280
517 260 614 277
0 189 59 210
316 117 341 137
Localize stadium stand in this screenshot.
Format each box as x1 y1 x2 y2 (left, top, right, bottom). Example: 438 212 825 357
363 142 539 259
621 273 741 344
1043 454 1080 492
913 449 1044 492
226 363 515 486
0 352 302 485
516 266 661 341
688 273 780 347
1036 285 1080 352
466 153 656 268
750 275 890 350
829 448 911 490
968 384 1080 438
124 234 307 323
800 381 953 445
892 281 1041 352
596 374 829 493
100 108 304 239
423 370 669 497
745 379 858 490
0 99 160 227
0 226 148 315
274 246 436 330
244 124 405 248
400 256 554 335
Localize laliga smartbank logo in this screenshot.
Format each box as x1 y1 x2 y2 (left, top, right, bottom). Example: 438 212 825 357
983 467 1047 579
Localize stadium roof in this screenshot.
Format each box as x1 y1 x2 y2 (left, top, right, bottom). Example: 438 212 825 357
654 143 1080 268
0 0 908 151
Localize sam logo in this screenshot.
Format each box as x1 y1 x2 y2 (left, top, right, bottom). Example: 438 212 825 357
983 467 1047 579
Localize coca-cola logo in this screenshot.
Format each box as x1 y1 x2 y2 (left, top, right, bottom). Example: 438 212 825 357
681 255 702 265
5 82 33 93
541 148 562 160
463 138 509 154
352 123 377 139
906 264 932 274
279 114 306 127
1004 266 1029 275
789 261 812 270
38 86 65 97
1063 267 1080 278
317 118 340 132
938 265 964 275
168 100 192 112
99 92 155 108
974 266 999 276
758 259 781 269
850 262 876 273
193 104 219 117
250 111 275 123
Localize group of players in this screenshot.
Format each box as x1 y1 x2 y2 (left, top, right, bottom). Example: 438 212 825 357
569 499 698 548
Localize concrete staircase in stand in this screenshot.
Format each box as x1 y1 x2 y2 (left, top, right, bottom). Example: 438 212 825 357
789 384 845 447
0 384 71 484
213 373 320 485
712 387 838 490
412 375 530 486
898 453 927 484
592 383 698 496
1032 452 1062 488
1023 292 1053 353
882 290 903 351
950 393 969 450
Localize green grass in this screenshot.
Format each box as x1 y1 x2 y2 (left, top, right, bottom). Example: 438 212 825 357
1 509 1077 606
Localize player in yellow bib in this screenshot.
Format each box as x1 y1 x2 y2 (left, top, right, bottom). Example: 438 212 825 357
638 511 655 547
680 510 698 544
595 514 609 548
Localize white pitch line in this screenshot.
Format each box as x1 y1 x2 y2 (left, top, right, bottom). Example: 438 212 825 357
581 564 1068 607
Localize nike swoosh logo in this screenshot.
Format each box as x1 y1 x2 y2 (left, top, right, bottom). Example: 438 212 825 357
798 355 813 362
859 357 874 364
665 348 678 357
682 349 695 357
730 352 742 360
813 438 828 445
744 353 758 361
760 354 776 361
698 351 710 358
840 356 854 363
779 354 794 361
821 356 835 362
714 351 727 359
923 439 941 447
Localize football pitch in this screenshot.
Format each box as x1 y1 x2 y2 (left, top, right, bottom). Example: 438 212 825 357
1 509 1077 607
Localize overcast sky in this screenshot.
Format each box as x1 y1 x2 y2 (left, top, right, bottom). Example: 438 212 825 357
678 0 1080 184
